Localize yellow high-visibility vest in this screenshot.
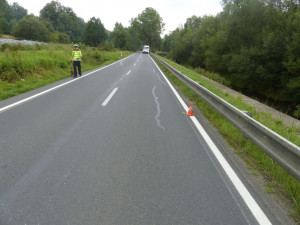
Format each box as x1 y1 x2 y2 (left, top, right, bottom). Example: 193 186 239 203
72 50 82 61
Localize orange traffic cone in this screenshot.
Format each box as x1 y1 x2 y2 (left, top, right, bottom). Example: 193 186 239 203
186 103 195 116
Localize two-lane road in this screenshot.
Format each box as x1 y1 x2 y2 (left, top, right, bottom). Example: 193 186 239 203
0 53 276 224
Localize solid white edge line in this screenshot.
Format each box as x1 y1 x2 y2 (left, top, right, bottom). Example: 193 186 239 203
150 56 272 225
101 88 118 107
0 54 134 113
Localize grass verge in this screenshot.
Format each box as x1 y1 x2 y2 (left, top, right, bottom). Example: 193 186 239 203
0 43 131 101
153 56 300 223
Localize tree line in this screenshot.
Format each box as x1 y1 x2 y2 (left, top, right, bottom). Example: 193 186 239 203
0 0 164 51
0 0 104 45
1 0 299 116
111 7 164 51
162 0 300 117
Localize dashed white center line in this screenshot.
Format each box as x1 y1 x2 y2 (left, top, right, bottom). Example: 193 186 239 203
101 88 118 107
126 70 131 76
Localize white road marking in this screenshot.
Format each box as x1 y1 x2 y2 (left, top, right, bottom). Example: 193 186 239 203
150 56 272 225
120 69 132 81
101 88 118 107
0 55 134 113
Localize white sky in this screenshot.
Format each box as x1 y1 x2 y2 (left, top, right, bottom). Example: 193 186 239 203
7 0 223 35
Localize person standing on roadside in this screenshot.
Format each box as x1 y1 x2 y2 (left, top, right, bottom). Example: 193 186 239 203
70 44 82 77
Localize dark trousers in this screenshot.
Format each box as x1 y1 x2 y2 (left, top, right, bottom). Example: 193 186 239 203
73 61 81 77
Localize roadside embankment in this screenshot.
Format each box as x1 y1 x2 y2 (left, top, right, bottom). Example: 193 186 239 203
0 43 131 100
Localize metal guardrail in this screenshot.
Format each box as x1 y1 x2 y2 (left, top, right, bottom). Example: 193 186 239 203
152 54 300 182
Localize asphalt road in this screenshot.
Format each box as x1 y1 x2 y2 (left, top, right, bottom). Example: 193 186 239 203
0 53 277 224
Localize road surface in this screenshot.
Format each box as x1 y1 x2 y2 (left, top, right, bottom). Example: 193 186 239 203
0 53 278 224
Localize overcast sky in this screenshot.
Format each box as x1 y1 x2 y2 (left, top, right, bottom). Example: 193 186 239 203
7 0 223 35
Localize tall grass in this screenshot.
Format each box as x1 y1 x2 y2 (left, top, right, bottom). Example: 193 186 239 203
154 56 300 222
191 66 231 86
0 43 131 100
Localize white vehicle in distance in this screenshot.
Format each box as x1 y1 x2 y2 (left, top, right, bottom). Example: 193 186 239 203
142 45 150 54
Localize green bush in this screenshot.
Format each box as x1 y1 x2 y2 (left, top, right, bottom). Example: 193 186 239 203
12 15 52 42
0 69 19 82
293 106 300 119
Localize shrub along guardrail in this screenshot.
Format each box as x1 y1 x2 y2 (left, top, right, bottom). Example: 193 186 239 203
152 54 300 182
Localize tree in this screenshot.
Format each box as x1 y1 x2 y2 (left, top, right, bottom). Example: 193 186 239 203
40 1 60 29
112 22 128 49
162 33 172 52
84 17 107 46
0 17 9 34
184 15 202 29
49 31 70 43
282 9 300 104
126 25 142 51
40 1 85 42
0 0 27 35
11 2 27 20
130 7 164 50
160 0 300 116
12 15 52 42
168 27 194 65
191 16 221 69
0 0 13 34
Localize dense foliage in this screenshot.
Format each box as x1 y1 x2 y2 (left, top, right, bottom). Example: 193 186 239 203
84 17 107 46
130 7 164 50
11 15 53 42
111 22 128 50
163 0 300 117
40 1 85 43
0 1 164 51
111 7 165 51
0 0 27 34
